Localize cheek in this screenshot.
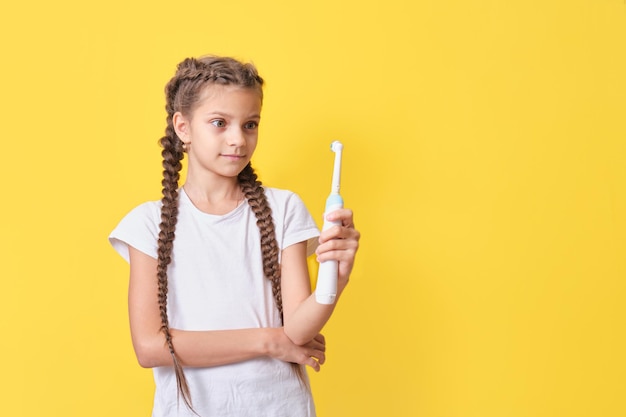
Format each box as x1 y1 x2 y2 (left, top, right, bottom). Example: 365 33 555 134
247 135 259 151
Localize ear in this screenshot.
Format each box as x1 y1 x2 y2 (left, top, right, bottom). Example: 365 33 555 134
173 112 191 144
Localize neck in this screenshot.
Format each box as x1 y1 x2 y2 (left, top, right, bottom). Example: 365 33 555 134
182 178 243 215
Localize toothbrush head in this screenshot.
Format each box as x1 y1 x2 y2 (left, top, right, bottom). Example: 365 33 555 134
331 140 343 153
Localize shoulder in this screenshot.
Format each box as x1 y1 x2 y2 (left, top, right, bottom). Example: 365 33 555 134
263 186 296 200
262 186 317 226
263 187 304 206
262 187 311 215
120 199 163 225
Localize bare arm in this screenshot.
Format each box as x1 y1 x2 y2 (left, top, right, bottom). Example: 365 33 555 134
127 246 325 370
282 208 360 345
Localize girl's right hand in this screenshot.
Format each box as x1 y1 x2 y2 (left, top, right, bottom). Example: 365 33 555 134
267 329 326 372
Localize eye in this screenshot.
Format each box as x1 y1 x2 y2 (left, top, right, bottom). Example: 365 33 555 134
211 119 226 128
244 121 259 130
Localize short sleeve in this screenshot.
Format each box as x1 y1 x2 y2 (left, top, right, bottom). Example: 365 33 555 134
108 201 162 263
278 190 321 257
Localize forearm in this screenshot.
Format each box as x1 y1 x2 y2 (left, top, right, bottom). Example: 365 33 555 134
134 327 275 368
280 240 350 346
283 290 343 346
279 206 361 347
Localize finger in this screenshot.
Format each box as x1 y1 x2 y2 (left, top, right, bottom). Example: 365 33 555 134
316 239 359 262
319 225 360 245
314 333 326 346
311 339 326 352
305 355 321 372
325 208 354 228
303 337 326 352
319 230 360 248
317 225 342 244
308 348 326 366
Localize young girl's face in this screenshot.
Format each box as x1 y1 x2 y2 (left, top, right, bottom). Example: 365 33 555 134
175 85 262 181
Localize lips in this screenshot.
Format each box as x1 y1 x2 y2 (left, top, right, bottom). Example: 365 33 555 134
221 154 245 161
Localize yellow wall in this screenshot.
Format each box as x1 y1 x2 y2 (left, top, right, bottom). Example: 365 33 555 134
2 1 625 416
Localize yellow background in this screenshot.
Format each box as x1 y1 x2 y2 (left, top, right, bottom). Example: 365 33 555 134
2 1 625 416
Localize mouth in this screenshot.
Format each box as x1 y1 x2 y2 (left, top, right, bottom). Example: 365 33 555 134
221 154 246 160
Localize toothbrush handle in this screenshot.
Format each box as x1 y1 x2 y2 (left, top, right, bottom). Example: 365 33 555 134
315 197 344 304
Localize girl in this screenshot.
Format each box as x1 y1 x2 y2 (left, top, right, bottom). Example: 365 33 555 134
109 56 360 417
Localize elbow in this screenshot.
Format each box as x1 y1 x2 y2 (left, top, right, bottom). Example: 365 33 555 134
133 338 169 368
292 337 311 347
283 326 312 346
289 335 311 347
135 352 156 369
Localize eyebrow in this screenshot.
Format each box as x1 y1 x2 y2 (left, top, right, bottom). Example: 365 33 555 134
204 111 261 119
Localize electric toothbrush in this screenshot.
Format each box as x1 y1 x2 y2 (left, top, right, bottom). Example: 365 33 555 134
315 141 344 305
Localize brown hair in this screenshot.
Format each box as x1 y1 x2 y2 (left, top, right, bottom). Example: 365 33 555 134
156 56 287 412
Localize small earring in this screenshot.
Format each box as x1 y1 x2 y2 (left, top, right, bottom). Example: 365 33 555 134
182 142 189 152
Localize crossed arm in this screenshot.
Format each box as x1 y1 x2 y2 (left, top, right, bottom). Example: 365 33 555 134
127 208 359 372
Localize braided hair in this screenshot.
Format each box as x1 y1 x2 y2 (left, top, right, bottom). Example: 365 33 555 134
156 56 284 412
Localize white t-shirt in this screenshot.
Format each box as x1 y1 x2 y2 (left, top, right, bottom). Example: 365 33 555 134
109 187 320 417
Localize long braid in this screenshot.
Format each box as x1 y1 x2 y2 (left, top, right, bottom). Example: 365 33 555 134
154 67 196 414
238 164 283 321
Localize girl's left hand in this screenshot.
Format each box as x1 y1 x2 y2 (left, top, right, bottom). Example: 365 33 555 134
315 208 360 288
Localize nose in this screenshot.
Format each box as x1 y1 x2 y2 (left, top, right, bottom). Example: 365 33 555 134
227 127 246 147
